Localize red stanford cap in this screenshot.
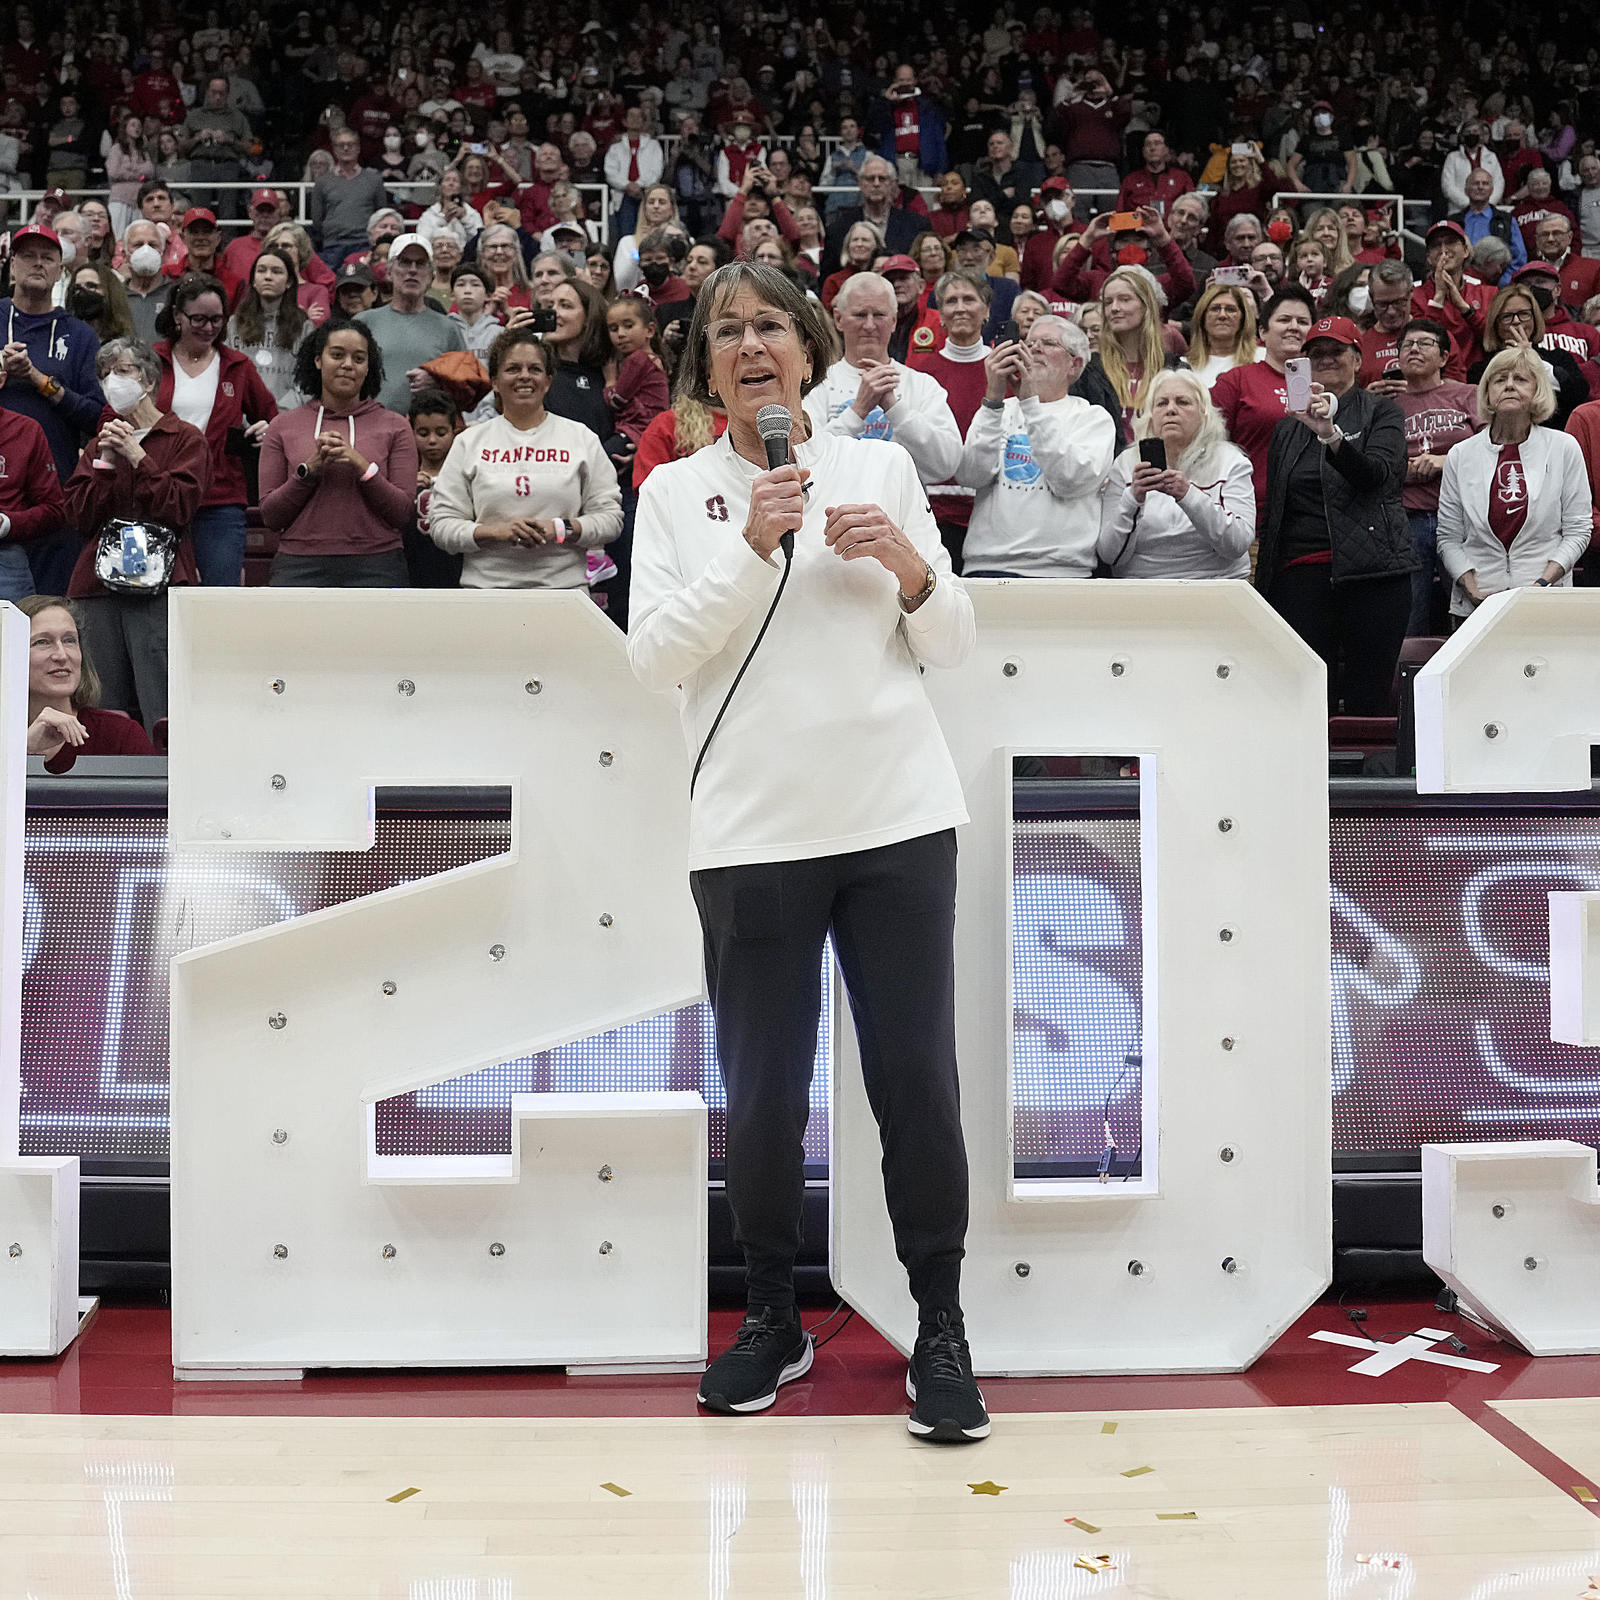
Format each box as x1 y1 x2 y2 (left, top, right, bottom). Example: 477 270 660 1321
1426 219 1469 244
181 207 218 229
250 188 278 210
12 222 61 249
878 254 920 275
1306 315 1362 348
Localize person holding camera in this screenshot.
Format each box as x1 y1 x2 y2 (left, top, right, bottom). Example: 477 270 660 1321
957 315 1116 578
1098 368 1256 580
1050 204 1196 308
719 160 800 257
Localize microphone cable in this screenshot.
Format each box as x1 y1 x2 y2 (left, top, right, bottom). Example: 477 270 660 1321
689 530 794 799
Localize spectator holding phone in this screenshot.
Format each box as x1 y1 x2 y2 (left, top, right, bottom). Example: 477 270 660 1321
416 169 484 251
1256 315 1415 714
956 314 1116 578
1437 346 1590 619
1098 368 1256 580
1213 284 1318 509
1392 318 1482 634
1050 205 1195 309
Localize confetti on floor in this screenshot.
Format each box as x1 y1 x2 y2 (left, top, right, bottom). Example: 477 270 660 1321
1065 1518 1101 1534
386 1488 421 1504
1074 1554 1116 1573
1356 1555 1404 1569
1157 1511 1197 1520
600 1483 632 1498
1121 1465 1154 1478
1575 1486 1598 1503
1101 1421 1118 1434
968 1480 1008 1496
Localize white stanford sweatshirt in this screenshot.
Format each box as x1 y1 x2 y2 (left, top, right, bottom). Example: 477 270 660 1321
629 430 974 872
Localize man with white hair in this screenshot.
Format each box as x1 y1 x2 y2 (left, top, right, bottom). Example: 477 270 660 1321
804 270 961 485
46 209 88 306
824 154 922 265
956 314 1117 578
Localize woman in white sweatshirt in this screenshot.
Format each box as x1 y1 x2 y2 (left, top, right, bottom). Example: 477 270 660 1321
1436 345 1591 619
1097 368 1257 580
426 328 622 588
627 262 986 1444
956 314 1118 577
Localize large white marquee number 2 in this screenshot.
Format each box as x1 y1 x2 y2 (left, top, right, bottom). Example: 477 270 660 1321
165 591 707 1376
1417 590 1600 1357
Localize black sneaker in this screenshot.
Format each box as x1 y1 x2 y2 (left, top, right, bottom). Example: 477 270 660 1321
697 1307 814 1414
906 1312 990 1442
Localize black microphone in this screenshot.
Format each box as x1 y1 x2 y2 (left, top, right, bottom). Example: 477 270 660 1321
756 403 798 559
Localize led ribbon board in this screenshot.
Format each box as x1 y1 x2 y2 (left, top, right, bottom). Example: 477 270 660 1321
833 581 1333 1375
0 601 83 1358
166 591 707 1376
1417 590 1600 1355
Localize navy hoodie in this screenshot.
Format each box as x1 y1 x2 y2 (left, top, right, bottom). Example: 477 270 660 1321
0 300 105 479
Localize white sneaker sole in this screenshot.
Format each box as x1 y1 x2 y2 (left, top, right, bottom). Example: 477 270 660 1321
698 1335 814 1414
905 1371 992 1441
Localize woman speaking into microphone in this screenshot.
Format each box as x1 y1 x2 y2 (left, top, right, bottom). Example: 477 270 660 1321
628 262 984 1443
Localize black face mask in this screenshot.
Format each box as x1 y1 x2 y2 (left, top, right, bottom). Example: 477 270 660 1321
69 288 105 320
640 260 671 287
1531 286 1556 313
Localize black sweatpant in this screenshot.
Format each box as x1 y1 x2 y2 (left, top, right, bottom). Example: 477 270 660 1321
690 830 968 1325
1269 564 1411 715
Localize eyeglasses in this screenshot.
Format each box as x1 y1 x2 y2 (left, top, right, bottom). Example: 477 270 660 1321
707 311 796 349
1398 337 1441 352
1500 309 1535 324
180 311 224 326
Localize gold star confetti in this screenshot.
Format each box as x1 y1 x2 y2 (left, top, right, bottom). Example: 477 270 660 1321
600 1483 632 1498
1101 1421 1118 1434
386 1488 421 1503
1575 1486 1597 1503
1121 1465 1154 1478
968 1480 1008 1495
1065 1517 1101 1533
1157 1511 1197 1520
1074 1554 1116 1573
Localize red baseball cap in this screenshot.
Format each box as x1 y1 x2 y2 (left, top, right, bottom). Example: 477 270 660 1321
1305 315 1362 348
40 187 68 206
181 207 218 229
12 222 61 250
879 254 920 275
1513 260 1560 282
249 188 278 210
1039 175 1070 193
1426 219 1469 244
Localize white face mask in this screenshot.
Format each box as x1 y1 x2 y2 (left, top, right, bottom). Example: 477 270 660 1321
1046 198 1069 222
58 237 77 266
129 243 163 276
103 372 146 414
416 130 433 149
385 133 402 151
1347 284 1370 314
1314 113 1333 132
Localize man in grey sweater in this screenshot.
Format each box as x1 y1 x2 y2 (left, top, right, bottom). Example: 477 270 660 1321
357 235 465 413
184 76 252 219
311 129 389 270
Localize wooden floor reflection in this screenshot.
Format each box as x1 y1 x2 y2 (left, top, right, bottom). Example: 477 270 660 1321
3 1403 1598 1598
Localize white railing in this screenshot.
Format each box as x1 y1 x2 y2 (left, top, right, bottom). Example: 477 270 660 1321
3 178 1439 259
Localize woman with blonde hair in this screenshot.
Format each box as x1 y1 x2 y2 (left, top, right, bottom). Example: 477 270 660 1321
1209 145 1294 253
1186 282 1258 392
1436 345 1591 619
1468 282 1589 430
1098 367 1256 579
821 219 884 309
1302 206 1354 276
1098 266 1179 435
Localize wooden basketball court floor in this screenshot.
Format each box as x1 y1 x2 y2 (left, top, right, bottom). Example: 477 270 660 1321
4 1299 1600 1598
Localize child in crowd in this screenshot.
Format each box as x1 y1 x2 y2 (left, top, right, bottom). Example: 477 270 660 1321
405 390 465 588
448 262 503 359
1293 239 1332 309
603 294 671 479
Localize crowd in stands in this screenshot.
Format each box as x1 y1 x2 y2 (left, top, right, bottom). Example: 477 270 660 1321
7 0 1600 757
